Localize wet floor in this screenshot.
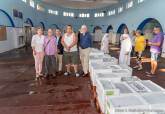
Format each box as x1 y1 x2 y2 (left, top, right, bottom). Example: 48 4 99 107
0 48 98 114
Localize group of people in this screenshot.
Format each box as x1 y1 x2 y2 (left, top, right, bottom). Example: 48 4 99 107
118 26 164 77
31 25 92 80
31 24 164 80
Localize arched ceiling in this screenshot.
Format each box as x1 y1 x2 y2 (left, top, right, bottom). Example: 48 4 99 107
42 0 126 9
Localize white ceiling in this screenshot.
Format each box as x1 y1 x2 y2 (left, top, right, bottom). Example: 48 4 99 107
42 0 123 9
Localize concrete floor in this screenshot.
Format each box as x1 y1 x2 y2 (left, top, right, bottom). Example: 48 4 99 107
0 45 165 114
0 48 97 114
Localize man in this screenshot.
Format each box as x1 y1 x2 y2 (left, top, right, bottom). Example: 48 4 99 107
55 29 64 75
79 25 92 77
61 25 79 77
146 26 164 77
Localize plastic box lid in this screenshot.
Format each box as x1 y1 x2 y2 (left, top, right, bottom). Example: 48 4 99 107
121 76 141 82
141 93 165 105
141 80 165 92
107 94 146 107
114 82 134 94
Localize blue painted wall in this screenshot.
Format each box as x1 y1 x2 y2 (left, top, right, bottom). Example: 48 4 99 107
0 0 165 33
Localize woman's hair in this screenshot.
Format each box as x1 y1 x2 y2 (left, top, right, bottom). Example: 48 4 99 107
66 25 73 29
48 28 53 31
37 27 43 31
136 30 142 35
124 28 129 34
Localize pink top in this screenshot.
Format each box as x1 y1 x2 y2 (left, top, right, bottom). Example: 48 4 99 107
44 36 57 55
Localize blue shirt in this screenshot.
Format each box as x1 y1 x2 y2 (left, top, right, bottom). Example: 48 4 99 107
79 32 92 49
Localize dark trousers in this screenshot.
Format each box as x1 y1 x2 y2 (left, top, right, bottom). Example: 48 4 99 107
44 55 56 75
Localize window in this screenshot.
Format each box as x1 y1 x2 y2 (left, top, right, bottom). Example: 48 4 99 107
63 12 74 17
138 0 144 3
48 9 58 15
118 6 123 13
126 1 133 9
22 0 26 3
30 0 35 8
79 13 90 18
108 9 116 16
94 12 104 18
37 4 45 11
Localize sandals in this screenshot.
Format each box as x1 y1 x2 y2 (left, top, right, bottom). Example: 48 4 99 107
35 73 40 81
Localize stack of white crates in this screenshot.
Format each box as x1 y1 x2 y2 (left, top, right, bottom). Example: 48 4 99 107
96 79 136 113
90 64 132 86
88 48 165 114
90 64 121 86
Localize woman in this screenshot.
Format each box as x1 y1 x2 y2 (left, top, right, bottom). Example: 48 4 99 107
101 33 109 54
44 29 57 78
119 28 132 65
31 27 45 80
61 25 79 77
133 30 146 70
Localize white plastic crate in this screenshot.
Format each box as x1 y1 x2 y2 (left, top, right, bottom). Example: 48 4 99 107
127 81 151 93
121 76 141 82
112 69 132 78
90 64 121 86
96 72 131 83
140 80 165 93
106 94 149 114
96 79 119 113
96 80 135 113
89 48 104 56
127 81 165 94
89 54 113 72
119 64 133 76
102 57 118 65
94 72 131 87
141 93 165 114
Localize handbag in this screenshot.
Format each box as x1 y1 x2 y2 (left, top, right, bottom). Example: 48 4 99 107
44 39 51 51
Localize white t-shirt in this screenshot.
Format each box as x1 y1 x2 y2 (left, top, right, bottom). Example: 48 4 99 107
31 34 45 52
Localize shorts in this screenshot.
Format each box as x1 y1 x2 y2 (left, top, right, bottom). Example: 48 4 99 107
151 52 159 61
63 51 79 65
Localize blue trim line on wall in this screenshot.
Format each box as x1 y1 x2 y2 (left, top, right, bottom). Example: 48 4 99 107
50 24 59 29
137 18 163 32
106 25 113 33
40 22 45 30
0 9 15 27
117 23 128 34
25 18 34 27
93 26 102 33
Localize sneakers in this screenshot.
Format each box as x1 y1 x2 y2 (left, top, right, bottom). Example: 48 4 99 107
64 72 71 76
138 67 143 71
64 72 80 77
75 73 80 77
138 65 143 71
146 74 155 78
133 65 139 69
